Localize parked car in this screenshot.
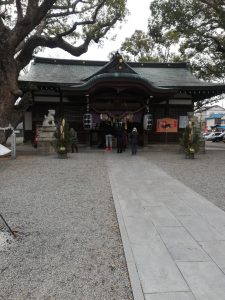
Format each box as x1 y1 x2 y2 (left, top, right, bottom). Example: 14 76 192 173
202 132 210 137
211 132 225 142
204 132 217 140
206 132 222 141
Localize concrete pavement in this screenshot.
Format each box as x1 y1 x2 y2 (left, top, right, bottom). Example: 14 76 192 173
107 153 225 300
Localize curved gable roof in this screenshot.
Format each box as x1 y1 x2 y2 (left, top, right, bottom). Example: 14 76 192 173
64 73 176 94
84 52 137 81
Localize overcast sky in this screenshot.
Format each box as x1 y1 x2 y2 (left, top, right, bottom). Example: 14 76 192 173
41 0 151 61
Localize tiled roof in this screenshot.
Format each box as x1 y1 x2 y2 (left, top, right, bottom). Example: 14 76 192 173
19 56 225 90
196 105 225 112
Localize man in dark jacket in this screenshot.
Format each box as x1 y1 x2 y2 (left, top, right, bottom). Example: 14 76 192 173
116 124 123 153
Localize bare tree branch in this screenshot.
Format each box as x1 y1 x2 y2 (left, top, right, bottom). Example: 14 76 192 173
14 18 47 54
52 0 82 10
16 34 92 71
16 0 23 21
15 0 123 71
48 5 96 18
57 2 104 38
11 0 57 48
0 14 5 28
92 15 121 43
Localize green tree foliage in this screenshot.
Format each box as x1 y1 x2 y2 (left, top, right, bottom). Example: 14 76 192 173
118 29 182 62
119 30 155 61
0 0 127 143
149 0 225 81
118 1 225 108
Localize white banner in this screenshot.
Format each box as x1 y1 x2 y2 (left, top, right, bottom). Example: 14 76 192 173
0 144 11 156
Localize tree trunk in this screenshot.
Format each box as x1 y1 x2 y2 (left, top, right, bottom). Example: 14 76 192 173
0 86 32 144
0 83 16 143
0 51 31 144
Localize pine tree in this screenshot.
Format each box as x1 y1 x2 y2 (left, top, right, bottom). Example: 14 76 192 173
180 122 201 158
53 118 71 155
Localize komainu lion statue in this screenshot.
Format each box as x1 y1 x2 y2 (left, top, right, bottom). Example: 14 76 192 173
42 110 55 126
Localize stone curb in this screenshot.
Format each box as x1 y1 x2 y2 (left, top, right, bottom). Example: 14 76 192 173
108 168 145 300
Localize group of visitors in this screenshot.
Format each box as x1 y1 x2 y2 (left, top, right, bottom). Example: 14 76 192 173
69 122 139 155
103 121 139 155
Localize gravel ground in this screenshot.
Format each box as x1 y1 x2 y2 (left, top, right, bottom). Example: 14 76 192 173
0 152 133 300
1 142 225 300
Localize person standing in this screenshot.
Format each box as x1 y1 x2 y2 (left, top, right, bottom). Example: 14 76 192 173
116 124 123 153
122 124 128 152
130 127 138 155
105 120 113 151
70 128 78 153
98 121 105 149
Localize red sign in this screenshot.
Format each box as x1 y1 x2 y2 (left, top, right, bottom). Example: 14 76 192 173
156 118 178 133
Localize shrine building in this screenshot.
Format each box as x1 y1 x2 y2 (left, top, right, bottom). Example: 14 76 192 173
19 52 225 146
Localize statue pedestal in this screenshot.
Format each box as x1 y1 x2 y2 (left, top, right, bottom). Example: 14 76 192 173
36 125 56 155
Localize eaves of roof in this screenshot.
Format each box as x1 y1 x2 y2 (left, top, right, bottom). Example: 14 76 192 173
61 73 177 94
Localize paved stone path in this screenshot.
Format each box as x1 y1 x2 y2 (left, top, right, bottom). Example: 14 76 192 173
107 153 225 300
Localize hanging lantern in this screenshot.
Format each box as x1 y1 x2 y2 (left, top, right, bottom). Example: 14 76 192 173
143 113 153 131
83 113 93 130
83 94 92 130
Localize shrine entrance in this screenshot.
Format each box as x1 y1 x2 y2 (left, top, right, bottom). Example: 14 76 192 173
63 80 165 147
21 53 223 145
89 111 144 148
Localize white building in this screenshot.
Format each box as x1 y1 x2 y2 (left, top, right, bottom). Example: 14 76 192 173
195 105 225 132
195 105 225 122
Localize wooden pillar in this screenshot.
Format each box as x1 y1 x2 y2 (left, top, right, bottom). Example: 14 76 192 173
59 89 64 117
165 99 169 117
143 131 148 146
